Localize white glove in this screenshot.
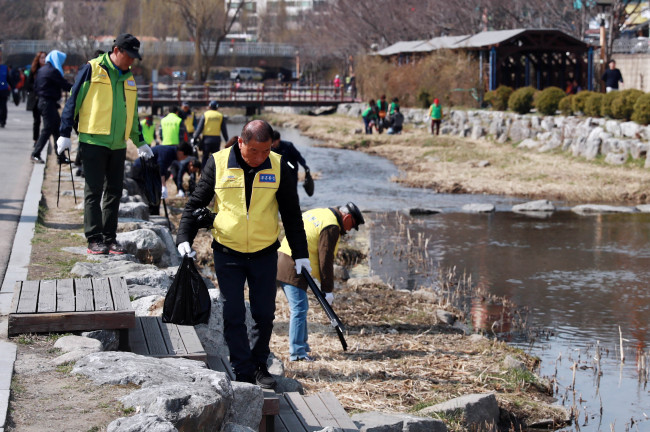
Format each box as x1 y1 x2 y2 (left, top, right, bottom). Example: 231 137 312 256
176 190 185 198
294 258 312 275
56 137 71 155
324 292 334 305
177 241 196 258
138 144 154 160
161 185 168 199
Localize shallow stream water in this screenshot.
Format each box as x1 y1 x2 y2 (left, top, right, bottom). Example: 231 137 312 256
227 122 650 430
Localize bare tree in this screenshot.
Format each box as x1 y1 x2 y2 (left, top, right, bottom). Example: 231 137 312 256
0 0 46 40
165 0 248 81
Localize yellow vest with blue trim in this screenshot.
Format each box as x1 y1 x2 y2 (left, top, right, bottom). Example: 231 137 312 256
78 59 137 140
203 110 224 136
184 111 195 133
161 113 182 145
278 208 340 282
211 147 282 253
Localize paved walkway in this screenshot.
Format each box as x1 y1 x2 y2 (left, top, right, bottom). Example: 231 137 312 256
0 102 48 432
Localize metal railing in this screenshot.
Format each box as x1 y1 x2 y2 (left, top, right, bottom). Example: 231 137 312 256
137 81 354 106
1 40 296 58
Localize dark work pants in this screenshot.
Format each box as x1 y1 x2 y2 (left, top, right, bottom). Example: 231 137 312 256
213 247 278 377
431 119 441 135
81 143 126 243
201 136 221 169
0 89 8 126
32 104 41 142
32 98 61 158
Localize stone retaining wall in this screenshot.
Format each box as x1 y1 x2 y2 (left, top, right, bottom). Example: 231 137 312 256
333 103 650 168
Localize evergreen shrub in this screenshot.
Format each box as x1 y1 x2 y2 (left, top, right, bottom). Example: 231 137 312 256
583 93 604 117
600 90 619 118
571 90 595 114
535 87 566 115
610 89 644 121
631 93 650 125
485 85 513 111
558 95 574 116
508 86 536 114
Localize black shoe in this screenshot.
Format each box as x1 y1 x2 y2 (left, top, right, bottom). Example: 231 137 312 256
106 240 126 255
235 374 255 385
255 365 276 389
87 240 109 255
58 156 72 164
31 155 44 164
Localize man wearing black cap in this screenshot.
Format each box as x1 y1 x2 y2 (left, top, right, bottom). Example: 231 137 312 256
276 202 364 362
58 33 154 255
192 100 229 169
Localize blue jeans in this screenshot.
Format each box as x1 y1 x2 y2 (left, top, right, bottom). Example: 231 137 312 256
281 283 310 360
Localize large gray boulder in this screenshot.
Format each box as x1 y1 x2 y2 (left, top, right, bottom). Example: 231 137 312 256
117 229 166 265
462 203 495 213
224 382 264 429
71 260 174 289
120 202 150 220
571 204 637 215
118 219 181 267
417 393 499 431
351 412 447 432
108 414 178 432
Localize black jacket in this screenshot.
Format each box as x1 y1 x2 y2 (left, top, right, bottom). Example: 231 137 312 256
35 63 72 101
177 144 309 259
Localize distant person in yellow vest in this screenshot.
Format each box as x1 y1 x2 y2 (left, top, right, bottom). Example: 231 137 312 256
276 202 364 361
181 101 197 135
57 33 154 255
192 100 229 169
158 106 188 199
140 114 157 145
176 119 308 389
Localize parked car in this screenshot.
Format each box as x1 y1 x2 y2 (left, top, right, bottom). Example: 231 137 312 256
230 67 263 81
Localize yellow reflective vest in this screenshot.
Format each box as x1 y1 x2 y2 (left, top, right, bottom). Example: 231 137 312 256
211 147 282 253
184 111 195 133
161 113 182 145
203 110 224 136
77 59 137 140
140 119 155 145
278 208 340 282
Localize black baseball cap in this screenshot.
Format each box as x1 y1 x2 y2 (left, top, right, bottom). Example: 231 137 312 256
114 33 142 60
344 202 365 230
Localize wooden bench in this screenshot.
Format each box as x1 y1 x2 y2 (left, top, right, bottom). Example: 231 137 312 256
127 316 207 362
277 391 358 432
8 277 135 336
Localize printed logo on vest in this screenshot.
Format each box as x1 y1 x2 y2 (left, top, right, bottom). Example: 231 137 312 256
259 174 276 183
127 80 136 87
221 175 237 182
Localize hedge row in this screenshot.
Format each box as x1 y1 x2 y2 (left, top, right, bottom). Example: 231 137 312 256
484 85 650 125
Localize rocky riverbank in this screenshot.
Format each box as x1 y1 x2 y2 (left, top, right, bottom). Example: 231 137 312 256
264 106 650 204
4 137 574 431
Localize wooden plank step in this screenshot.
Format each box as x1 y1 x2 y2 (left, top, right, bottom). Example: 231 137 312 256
8 277 135 336
282 392 358 432
127 316 207 362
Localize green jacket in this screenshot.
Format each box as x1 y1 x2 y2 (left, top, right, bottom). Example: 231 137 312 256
60 53 144 150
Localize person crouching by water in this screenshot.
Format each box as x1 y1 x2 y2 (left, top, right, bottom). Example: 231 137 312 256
175 120 310 389
277 202 364 361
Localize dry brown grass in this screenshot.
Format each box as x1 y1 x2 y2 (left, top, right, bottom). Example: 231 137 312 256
266 112 650 204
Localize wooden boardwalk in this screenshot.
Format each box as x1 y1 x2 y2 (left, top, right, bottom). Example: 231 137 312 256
128 316 207 362
8 277 134 336
277 391 358 432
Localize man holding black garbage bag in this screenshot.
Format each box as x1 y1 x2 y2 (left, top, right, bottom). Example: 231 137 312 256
176 119 309 389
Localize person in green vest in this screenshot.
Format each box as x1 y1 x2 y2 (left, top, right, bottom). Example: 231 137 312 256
389 97 399 116
362 99 378 134
192 100 229 169
140 114 157 145
57 33 154 255
158 106 188 199
428 98 443 135
276 202 364 361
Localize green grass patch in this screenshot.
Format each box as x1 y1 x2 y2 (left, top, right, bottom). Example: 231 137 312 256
10 378 26 397
56 362 75 374
15 334 36 345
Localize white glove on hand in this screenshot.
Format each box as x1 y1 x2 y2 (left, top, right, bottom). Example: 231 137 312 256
138 144 154 160
177 241 196 258
324 292 334 305
56 137 71 155
161 186 168 199
294 258 312 275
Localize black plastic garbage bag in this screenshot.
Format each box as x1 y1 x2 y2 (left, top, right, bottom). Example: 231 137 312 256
162 255 211 325
303 171 314 196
